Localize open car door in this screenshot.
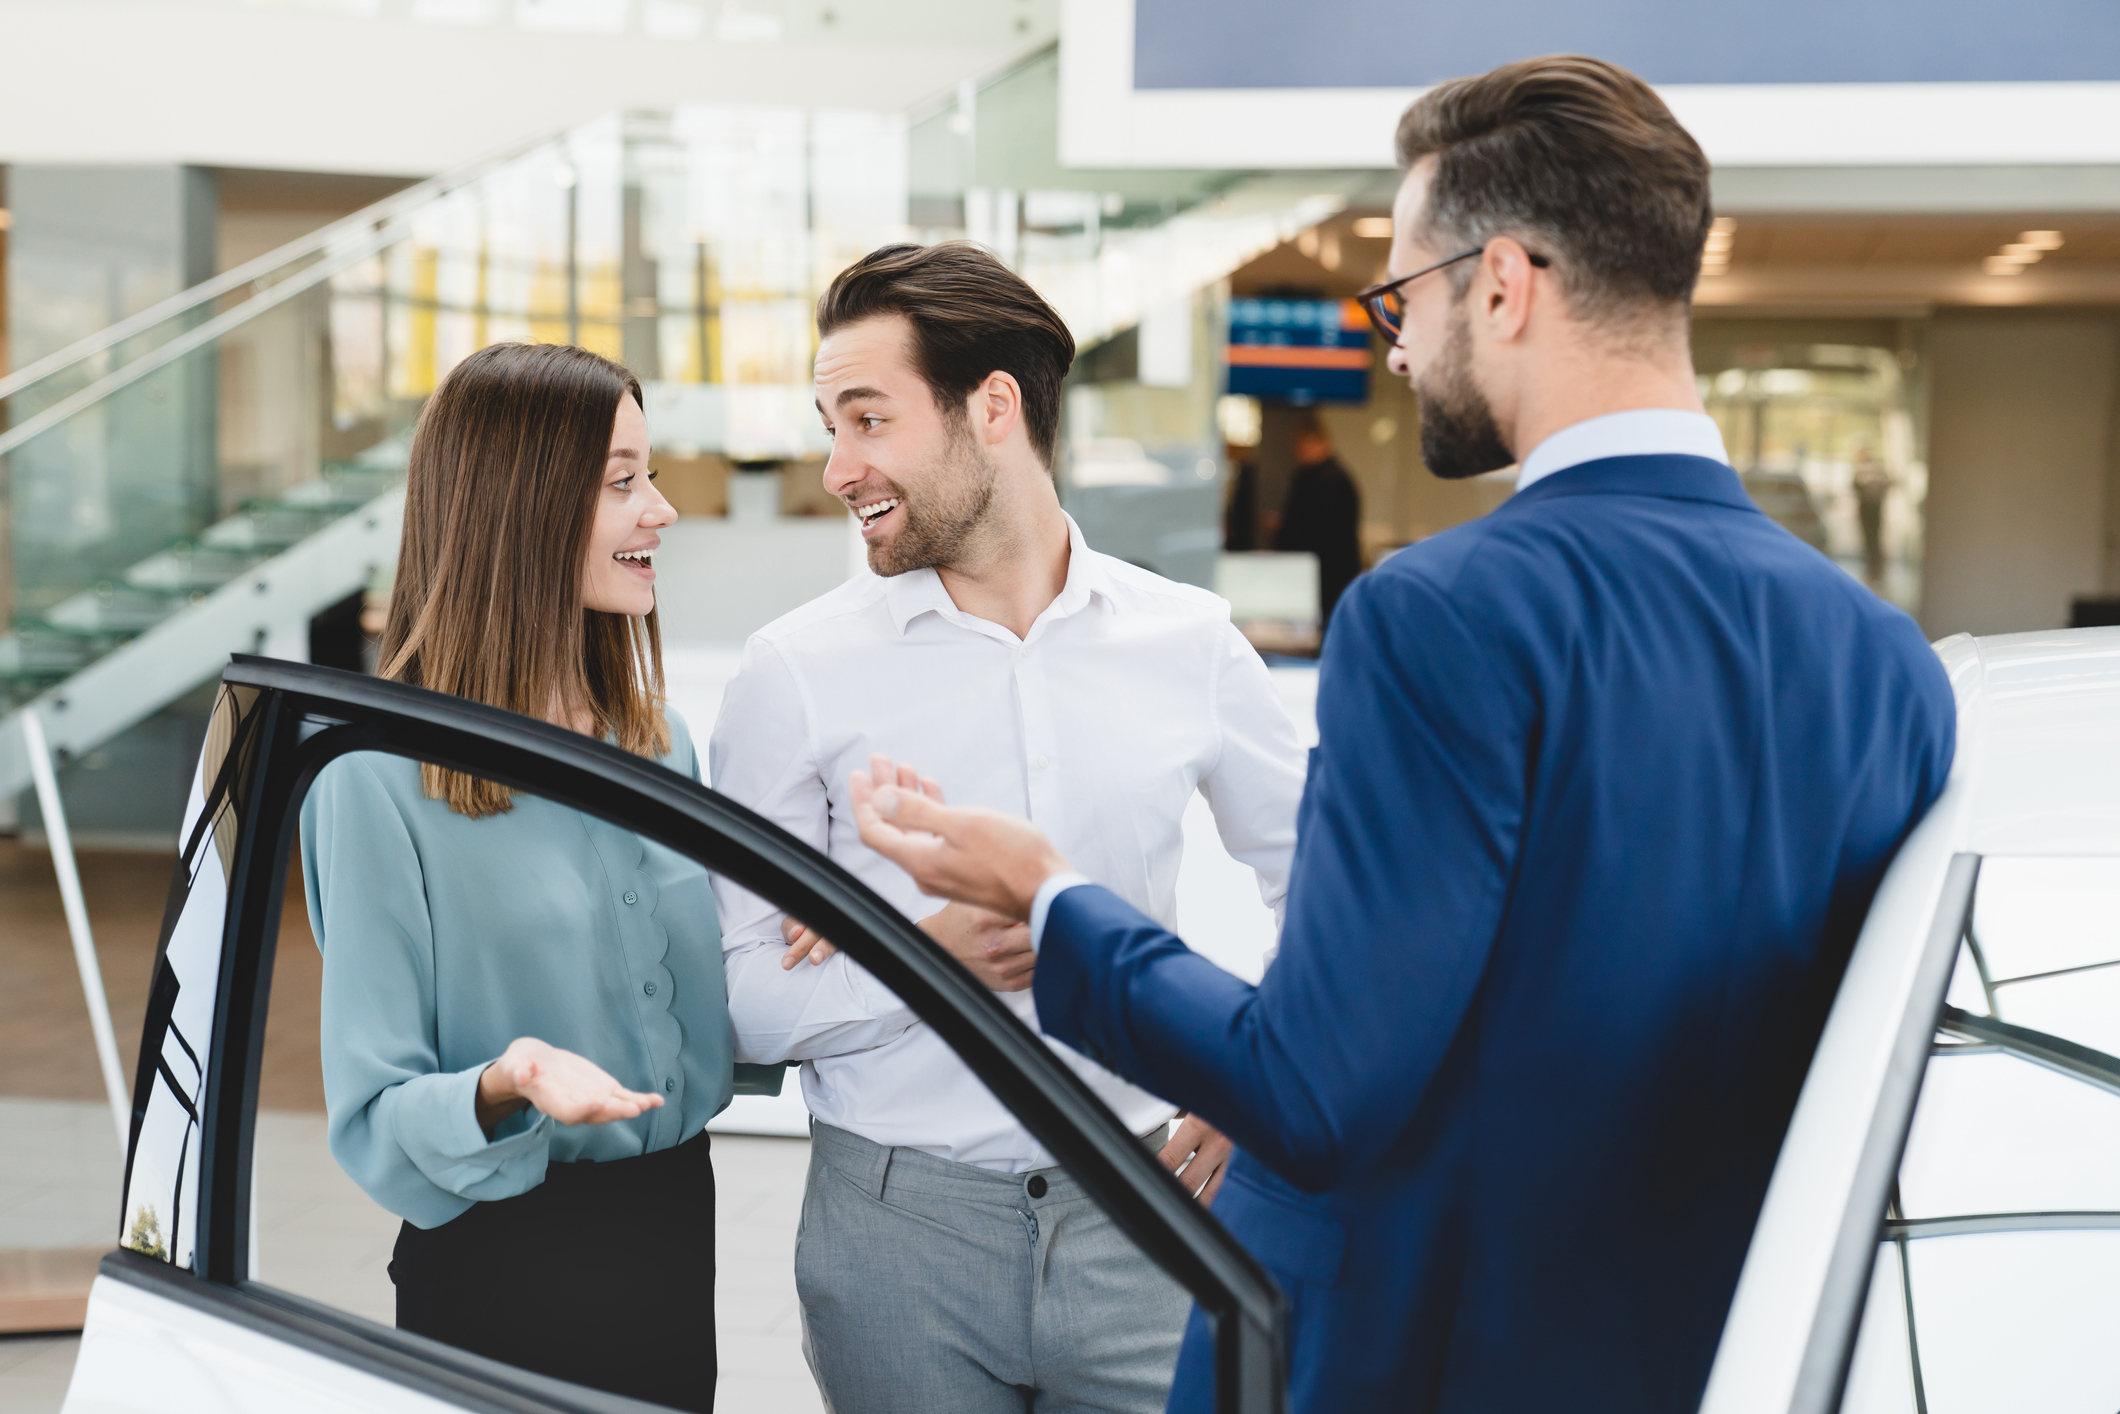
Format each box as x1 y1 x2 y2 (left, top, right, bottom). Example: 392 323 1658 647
65 656 1285 1414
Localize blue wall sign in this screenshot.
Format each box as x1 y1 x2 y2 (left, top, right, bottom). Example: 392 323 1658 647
1136 0 2120 89
1227 298 1373 405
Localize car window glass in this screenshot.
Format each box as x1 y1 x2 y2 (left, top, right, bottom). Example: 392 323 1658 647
1839 856 2120 1414
121 685 261 1270
249 729 1179 1414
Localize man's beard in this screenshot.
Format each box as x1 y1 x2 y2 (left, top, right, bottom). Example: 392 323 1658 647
1416 304 1515 480
865 420 999 577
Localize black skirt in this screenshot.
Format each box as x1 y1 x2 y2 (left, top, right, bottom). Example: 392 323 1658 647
391 1130 716 1411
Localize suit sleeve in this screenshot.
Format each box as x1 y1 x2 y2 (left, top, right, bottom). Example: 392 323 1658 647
1033 566 1531 1191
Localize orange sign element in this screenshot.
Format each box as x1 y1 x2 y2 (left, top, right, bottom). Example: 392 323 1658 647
1225 345 1374 370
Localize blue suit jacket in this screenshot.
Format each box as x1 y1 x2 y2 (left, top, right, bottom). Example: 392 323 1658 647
1035 455 1956 1414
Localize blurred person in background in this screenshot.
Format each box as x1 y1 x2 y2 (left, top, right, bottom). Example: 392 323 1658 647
1223 445 1262 550
1271 419 1362 626
1853 444 1891 584
840 56 1956 1414
708 242 1307 1414
303 343 728 1412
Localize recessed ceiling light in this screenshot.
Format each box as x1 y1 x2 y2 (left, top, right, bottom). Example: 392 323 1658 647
1699 217 1735 276
1982 227 2061 274
1350 216 1393 239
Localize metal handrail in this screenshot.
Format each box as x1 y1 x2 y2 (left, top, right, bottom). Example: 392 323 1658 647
0 130 564 408
0 217 411 462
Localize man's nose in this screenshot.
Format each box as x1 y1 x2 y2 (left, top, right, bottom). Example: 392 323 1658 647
1387 337 1411 378
822 442 860 499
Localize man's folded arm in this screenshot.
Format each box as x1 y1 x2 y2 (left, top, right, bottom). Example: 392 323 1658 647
1033 571 1529 1192
710 634 918 1064
723 936 919 1062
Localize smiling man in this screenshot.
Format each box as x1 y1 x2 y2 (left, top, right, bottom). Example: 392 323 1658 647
706 242 1307 1414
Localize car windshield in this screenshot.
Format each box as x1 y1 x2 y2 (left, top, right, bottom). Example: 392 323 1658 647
1841 855 2120 1413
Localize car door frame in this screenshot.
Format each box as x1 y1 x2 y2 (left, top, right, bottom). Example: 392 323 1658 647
100 655 1286 1414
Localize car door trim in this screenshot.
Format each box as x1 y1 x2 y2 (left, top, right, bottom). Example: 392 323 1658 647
1788 851 1978 1414
95 1249 671 1413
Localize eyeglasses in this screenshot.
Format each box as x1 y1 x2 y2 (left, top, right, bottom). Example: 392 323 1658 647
1355 246 1551 341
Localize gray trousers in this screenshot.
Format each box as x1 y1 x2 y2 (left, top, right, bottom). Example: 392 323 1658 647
795 1120 1189 1414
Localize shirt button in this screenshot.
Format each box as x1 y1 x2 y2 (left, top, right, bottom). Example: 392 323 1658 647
643 981 657 996
1020 646 1031 658
623 891 638 905
1035 754 1049 769
665 1078 676 1093
1026 1175 1048 1199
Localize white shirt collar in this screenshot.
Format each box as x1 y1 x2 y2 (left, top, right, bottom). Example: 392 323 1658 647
881 511 1114 637
1513 410 1730 495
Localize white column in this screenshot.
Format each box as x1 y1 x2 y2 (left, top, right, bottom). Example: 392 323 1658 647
21 708 131 1150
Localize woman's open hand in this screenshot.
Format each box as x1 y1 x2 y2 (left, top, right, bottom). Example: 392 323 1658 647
475 1037 665 1133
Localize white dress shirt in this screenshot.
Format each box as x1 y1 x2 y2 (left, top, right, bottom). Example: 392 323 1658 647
1029 409 1734 950
709 514 1308 1173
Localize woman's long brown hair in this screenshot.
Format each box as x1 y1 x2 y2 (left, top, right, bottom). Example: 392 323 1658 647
379 343 669 817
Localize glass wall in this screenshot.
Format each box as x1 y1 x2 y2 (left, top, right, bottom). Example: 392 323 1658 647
1694 319 1929 618
0 54 1371 727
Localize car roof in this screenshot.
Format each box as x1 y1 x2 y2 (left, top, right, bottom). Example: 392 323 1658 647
1939 626 2120 856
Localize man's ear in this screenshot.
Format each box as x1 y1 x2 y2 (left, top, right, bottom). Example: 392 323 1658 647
977 371 1025 449
1476 237 1541 343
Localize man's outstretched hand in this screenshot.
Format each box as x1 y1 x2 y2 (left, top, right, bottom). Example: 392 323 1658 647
781 761 1038 990
849 753 1074 922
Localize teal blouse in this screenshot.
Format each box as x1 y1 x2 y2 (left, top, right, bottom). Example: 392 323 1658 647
300 709 734 1230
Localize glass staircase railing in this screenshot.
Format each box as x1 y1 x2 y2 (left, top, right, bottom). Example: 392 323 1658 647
0 44 1378 797
0 451 406 705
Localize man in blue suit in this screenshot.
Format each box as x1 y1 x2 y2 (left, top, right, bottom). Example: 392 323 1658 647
848 54 1956 1414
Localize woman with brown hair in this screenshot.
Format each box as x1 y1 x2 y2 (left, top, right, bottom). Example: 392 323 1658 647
300 342 727 1411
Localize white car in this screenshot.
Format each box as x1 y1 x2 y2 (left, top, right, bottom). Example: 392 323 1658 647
1705 627 2120 1414
62 630 2120 1412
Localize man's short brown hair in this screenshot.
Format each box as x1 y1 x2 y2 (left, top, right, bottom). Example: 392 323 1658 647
816 242 1076 467
1395 55 1712 320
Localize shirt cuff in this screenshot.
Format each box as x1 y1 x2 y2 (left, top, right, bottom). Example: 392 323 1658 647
391 1063 555 1202
1028 872 1094 953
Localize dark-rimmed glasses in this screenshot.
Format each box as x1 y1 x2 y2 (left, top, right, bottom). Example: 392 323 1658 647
1355 246 1551 341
